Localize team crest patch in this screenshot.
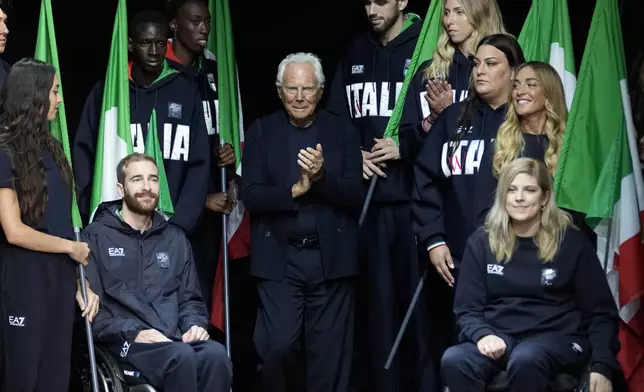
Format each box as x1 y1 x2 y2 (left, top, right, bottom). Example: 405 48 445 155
168 102 182 119
541 268 557 286
403 58 412 76
156 252 170 269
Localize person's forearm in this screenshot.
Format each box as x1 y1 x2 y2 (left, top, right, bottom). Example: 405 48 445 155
7 224 72 255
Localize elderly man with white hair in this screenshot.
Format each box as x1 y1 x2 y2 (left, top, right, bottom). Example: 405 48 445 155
241 52 364 392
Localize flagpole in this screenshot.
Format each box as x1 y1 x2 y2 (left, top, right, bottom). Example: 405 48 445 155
219 138 232 359
74 228 100 392
358 176 378 227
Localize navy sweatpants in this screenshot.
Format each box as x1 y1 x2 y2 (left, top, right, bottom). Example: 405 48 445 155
113 340 232 392
0 247 77 392
357 203 435 392
442 333 590 391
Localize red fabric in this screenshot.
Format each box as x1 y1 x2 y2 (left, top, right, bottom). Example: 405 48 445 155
209 210 251 331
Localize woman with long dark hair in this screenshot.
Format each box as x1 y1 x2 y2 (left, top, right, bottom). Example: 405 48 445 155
412 33 525 287
0 58 100 392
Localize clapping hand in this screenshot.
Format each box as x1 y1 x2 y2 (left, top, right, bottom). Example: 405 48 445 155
298 143 324 182
424 78 453 119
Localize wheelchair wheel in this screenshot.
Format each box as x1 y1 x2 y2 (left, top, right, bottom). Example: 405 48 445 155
70 342 126 392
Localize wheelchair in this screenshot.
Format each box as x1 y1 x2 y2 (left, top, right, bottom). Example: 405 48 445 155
70 330 158 392
486 369 590 391
443 368 590 392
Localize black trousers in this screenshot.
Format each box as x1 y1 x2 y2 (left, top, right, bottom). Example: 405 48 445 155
189 209 223 312
254 243 354 392
110 340 232 392
357 204 436 392
442 333 590 392
0 246 76 392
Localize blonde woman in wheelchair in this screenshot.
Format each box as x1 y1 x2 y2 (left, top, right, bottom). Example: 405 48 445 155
441 158 618 392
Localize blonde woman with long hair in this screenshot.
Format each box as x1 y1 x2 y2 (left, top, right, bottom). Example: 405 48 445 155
441 158 618 392
400 0 505 136
493 61 567 177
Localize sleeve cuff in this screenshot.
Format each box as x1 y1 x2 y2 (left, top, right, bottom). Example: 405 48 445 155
427 241 446 251
590 362 613 381
470 328 497 344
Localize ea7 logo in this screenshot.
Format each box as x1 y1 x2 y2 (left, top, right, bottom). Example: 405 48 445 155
487 264 504 276
8 316 25 327
109 247 125 257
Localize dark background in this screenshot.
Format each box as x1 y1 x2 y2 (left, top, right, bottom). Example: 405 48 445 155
1 0 642 143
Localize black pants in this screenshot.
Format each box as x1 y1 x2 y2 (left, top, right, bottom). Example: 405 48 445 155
254 244 354 392
189 209 223 312
442 333 590 392
0 247 76 392
112 340 232 392
357 204 435 392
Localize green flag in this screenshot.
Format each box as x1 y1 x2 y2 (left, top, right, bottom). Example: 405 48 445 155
383 0 442 143
89 0 132 219
34 0 82 229
144 109 174 216
553 0 644 383
208 0 243 174
518 0 576 108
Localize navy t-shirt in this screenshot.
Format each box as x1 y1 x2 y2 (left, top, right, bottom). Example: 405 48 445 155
286 121 318 237
0 149 74 242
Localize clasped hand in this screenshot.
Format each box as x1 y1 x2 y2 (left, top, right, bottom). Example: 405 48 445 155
362 137 399 180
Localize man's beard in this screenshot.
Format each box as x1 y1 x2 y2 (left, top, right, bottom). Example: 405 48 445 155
124 190 159 215
372 12 400 35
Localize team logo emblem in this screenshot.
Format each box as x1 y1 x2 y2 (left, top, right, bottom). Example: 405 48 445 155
168 102 182 119
156 252 170 269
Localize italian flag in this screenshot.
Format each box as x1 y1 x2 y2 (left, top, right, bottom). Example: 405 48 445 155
34 0 82 230
554 0 644 389
88 0 133 218
207 0 250 331
518 0 577 109
382 0 441 142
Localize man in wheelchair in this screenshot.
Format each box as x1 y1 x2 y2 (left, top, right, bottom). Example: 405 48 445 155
82 153 232 392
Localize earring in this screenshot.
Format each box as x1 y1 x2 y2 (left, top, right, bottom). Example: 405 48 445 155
541 205 545 211
173 30 177 41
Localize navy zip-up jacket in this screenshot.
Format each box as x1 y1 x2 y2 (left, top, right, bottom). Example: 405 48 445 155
73 60 210 235
83 200 209 348
400 50 473 139
456 227 620 380
326 15 422 204
166 42 224 194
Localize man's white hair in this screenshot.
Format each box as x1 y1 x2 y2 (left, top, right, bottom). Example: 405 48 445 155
275 52 325 88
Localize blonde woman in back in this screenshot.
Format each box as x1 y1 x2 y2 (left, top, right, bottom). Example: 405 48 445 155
441 158 618 392
400 0 505 137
